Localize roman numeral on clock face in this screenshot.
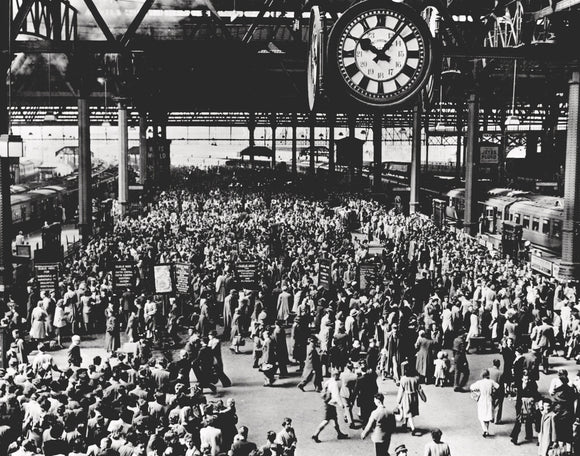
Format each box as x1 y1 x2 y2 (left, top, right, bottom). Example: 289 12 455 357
401 64 416 79
376 15 386 27
343 49 355 59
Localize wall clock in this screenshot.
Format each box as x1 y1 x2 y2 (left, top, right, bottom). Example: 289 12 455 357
326 0 436 108
307 6 326 111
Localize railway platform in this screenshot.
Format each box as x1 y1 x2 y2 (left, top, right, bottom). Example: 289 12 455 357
11 223 80 260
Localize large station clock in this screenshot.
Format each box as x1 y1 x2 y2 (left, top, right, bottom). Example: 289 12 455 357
326 0 435 108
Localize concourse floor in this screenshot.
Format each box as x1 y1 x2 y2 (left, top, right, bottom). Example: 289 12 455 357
38 331 571 456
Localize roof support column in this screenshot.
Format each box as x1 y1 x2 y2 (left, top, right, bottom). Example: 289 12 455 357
464 92 479 235
373 113 383 193
455 103 463 180
309 115 315 175
291 113 297 175
78 89 92 244
139 111 147 186
560 71 580 280
270 113 276 169
248 113 255 168
328 112 335 178
117 99 129 217
410 104 422 214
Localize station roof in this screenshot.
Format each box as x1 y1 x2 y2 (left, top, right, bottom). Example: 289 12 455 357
5 0 580 129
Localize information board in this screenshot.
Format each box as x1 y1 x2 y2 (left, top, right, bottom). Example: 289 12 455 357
236 261 259 289
531 254 553 277
154 264 173 294
174 263 191 294
113 262 135 291
35 263 59 294
359 263 377 291
15 244 31 258
480 145 499 164
318 259 332 290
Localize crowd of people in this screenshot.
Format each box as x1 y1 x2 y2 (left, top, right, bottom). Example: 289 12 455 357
0 166 579 456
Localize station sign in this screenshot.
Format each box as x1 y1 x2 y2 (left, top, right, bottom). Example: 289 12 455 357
35 263 59 295
174 263 191 295
236 261 259 290
113 261 135 291
359 263 377 291
531 253 555 277
318 259 332 290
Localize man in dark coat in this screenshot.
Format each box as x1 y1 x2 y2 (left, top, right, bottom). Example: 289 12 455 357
192 337 217 393
260 328 277 386
355 361 378 425
208 330 231 387
452 330 470 392
298 336 322 392
488 358 505 424
273 321 289 377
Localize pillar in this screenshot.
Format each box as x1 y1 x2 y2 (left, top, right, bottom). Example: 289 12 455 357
373 114 382 192
0 8 12 293
78 92 92 244
328 113 335 176
456 103 463 180
270 114 276 168
410 104 422 214
309 120 315 174
560 71 580 280
118 100 129 216
291 114 297 174
139 111 147 186
348 115 356 183
249 113 255 167
464 93 479 235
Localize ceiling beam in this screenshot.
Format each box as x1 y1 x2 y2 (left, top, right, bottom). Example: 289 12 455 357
82 0 117 42
10 0 36 41
120 0 156 47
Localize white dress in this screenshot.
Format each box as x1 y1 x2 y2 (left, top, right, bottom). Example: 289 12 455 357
53 306 66 329
470 378 499 422
467 313 480 339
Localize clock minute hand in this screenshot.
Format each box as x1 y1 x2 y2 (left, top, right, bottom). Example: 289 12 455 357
373 21 406 63
359 38 392 64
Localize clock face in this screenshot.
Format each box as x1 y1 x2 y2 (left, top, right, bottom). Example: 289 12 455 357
327 1 434 108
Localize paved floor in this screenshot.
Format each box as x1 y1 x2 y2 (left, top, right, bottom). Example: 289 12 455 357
37 330 573 456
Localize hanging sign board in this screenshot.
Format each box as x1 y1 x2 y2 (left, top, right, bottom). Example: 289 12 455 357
174 263 191 295
35 263 59 294
236 261 259 290
154 264 173 294
480 145 499 164
318 259 332 290
530 253 552 277
113 262 135 291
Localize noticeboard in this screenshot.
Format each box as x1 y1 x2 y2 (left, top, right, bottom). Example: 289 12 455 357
113 262 135 291
318 259 332 290
480 145 499 164
531 254 553 277
236 260 259 290
35 263 59 294
174 263 191 295
154 264 173 294
359 263 377 291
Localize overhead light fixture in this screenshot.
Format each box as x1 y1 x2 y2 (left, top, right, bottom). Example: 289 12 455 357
44 111 57 122
505 114 520 128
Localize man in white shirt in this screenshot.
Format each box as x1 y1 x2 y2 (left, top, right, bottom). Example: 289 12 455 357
311 372 349 443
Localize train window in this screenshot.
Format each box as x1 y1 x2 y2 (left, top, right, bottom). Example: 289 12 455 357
553 220 562 238
514 213 521 224
542 219 550 234
532 217 539 231
522 215 530 229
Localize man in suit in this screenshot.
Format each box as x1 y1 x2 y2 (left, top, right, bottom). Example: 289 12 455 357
361 393 396 456
488 358 505 424
193 337 217 393
273 321 289 377
260 328 277 387
151 358 171 392
208 330 231 387
531 317 555 374
513 346 540 384
297 336 322 392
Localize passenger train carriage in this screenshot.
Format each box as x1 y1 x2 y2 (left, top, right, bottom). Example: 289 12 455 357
439 187 564 253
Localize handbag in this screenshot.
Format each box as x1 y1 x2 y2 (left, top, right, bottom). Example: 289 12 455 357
260 363 274 372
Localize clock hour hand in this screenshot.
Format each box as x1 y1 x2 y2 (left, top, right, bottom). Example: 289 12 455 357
358 38 391 63
376 21 407 60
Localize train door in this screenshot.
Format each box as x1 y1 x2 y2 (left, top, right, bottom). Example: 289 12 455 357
485 205 496 234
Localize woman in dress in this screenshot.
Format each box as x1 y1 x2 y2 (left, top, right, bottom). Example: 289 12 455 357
30 301 48 342
470 369 500 437
230 307 243 354
105 304 121 353
466 305 480 352
396 362 427 436
53 299 67 347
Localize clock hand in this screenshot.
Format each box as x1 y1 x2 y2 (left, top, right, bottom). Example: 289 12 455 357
358 38 392 63
373 21 406 63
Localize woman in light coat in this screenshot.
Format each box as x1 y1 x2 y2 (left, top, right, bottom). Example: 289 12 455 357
30 301 48 341
470 369 500 437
